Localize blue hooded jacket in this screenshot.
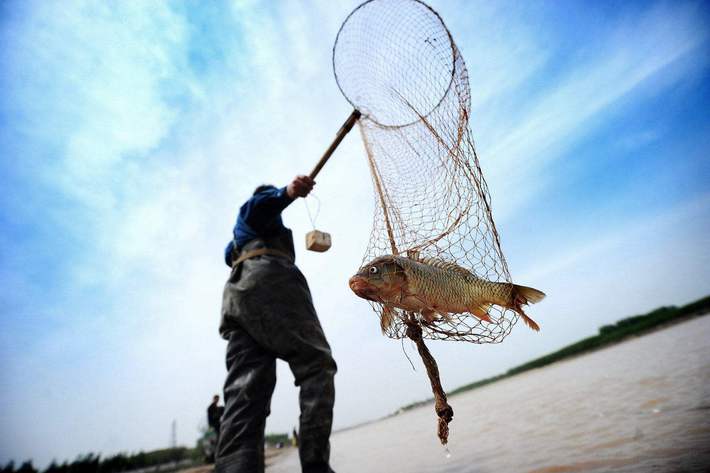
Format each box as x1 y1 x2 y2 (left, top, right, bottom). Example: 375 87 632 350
224 185 294 266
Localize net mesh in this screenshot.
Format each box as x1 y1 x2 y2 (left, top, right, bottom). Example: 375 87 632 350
334 0 519 344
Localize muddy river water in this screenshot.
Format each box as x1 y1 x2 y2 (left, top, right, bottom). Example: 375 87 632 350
269 315 710 472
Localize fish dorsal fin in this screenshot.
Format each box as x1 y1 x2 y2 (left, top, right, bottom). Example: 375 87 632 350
418 256 472 277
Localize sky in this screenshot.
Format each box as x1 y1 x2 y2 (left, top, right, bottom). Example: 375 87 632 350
1 0 709 467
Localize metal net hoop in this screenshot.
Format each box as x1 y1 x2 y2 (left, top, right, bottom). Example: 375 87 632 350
333 0 459 128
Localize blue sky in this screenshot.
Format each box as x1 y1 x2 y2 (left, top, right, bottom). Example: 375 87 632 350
1 0 709 467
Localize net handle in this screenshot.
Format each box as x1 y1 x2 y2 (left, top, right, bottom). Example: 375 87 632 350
309 109 362 179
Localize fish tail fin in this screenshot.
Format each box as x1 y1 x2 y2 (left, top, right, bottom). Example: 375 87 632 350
380 305 395 333
511 284 545 332
514 284 546 304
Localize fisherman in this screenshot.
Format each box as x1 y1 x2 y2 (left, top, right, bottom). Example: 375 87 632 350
216 175 337 473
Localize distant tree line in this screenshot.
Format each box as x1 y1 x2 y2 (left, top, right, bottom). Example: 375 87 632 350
503 294 710 377
2 461 39 473
2 448 196 473
264 433 289 446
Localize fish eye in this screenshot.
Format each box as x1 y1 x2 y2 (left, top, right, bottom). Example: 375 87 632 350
369 266 379 274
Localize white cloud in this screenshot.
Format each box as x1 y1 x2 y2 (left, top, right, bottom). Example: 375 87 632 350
4 3 189 213
476 1 708 220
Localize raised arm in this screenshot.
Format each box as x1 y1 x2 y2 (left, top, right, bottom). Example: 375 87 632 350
240 175 315 231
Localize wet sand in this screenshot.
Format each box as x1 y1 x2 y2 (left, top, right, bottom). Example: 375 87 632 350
269 315 710 472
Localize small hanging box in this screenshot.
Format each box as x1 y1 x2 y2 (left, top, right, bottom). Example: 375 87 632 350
306 230 332 252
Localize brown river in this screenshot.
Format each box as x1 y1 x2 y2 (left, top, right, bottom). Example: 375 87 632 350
269 315 710 472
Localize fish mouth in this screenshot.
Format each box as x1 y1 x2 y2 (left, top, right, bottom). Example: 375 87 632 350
348 275 379 302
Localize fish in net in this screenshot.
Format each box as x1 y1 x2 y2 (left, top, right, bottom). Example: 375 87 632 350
327 0 545 445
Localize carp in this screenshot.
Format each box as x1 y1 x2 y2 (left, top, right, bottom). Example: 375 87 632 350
348 255 545 332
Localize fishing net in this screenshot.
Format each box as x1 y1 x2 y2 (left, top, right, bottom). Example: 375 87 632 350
334 0 518 343
333 0 526 446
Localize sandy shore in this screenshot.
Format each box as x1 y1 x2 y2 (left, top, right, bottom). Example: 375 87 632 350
268 315 710 472
179 445 289 473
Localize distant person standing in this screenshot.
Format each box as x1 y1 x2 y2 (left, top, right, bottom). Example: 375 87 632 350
292 426 299 447
207 394 224 435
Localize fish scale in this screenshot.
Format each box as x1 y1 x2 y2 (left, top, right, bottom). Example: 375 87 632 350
396 256 509 311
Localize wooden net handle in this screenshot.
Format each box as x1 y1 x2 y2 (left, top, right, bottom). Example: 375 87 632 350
309 109 361 179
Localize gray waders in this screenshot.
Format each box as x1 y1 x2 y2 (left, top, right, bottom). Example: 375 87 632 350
217 230 337 473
